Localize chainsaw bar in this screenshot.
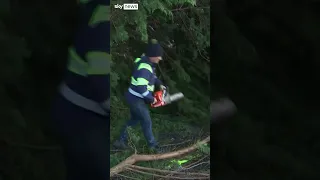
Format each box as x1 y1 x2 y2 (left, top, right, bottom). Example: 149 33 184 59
164 92 184 104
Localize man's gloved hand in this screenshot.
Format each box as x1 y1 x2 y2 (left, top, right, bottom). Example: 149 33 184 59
160 85 166 90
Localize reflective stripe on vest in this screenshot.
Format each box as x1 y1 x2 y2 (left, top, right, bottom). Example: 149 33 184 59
134 54 145 63
128 88 150 98
137 63 153 72
131 77 155 91
134 58 141 63
67 47 111 76
130 60 155 91
89 5 110 27
59 83 109 116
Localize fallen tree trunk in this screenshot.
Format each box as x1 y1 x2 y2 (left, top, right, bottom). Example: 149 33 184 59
110 136 210 177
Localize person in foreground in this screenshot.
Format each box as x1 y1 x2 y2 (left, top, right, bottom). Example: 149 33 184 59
50 0 110 179
113 39 166 153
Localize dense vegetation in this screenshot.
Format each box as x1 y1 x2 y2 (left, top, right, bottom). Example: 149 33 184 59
110 0 210 179
0 0 210 179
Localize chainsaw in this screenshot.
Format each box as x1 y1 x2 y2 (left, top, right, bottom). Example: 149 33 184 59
151 89 184 108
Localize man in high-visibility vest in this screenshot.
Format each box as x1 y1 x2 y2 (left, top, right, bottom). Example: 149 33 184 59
50 0 110 179
113 39 166 153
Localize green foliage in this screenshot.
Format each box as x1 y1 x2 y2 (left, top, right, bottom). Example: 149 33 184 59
110 1 210 178
110 0 210 121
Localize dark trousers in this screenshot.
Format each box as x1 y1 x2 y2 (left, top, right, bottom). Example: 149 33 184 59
119 99 157 147
51 94 109 180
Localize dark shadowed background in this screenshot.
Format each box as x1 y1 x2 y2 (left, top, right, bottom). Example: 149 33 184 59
211 0 320 179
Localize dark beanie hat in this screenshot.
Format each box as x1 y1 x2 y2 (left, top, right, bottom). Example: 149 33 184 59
145 39 163 57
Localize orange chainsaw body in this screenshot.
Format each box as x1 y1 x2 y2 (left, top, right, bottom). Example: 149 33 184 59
151 89 184 108
151 90 166 108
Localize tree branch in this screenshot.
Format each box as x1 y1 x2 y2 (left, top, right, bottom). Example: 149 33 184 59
110 136 210 177
126 166 209 179
129 164 209 177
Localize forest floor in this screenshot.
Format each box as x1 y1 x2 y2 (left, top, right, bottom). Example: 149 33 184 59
110 110 210 180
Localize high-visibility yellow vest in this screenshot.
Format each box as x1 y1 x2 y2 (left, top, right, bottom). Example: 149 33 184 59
131 57 155 92
59 2 110 116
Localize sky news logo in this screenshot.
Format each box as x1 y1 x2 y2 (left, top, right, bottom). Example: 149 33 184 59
114 3 139 10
